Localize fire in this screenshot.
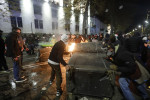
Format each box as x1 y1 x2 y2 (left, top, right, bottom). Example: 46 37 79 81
68 43 75 52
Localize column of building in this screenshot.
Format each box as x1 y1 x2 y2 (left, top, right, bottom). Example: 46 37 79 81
42 1 52 34
21 0 34 33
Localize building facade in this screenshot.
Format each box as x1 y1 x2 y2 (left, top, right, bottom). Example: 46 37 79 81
0 0 107 35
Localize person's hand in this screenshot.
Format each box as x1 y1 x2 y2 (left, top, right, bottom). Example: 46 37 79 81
14 57 19 61
66 65 71 71
110 64 118 70
26 48 29 51
21 47 24 51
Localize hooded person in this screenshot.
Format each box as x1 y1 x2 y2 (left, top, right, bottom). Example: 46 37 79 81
107 42 150 100
48 34 70 97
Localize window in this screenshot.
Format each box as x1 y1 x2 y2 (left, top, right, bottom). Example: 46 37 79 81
33 5 42 15
39 20 43 29
75 25 79 32
65 24 70 31
34 19 39 29
17 17 23 27
52 9 58 18
56 22 58 29
34 19 43 29
75 16 79 22
10 16 23 27
10 16 17 27
52 22 58 30
52 22 55 30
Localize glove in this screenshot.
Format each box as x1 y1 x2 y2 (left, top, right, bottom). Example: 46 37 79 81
110 65 118 70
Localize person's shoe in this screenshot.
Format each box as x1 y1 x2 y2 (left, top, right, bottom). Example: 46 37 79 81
0 70 10 74
15 78 27 83
56 90 63 97
49 81 53 85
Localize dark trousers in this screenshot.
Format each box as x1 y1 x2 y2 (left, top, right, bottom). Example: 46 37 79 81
49 63 62 91
13 58 20 80
19 52 23 70
0 55 8 70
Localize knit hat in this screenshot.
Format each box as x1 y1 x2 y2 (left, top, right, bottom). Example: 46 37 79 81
142 37 147 41
61 34 68 42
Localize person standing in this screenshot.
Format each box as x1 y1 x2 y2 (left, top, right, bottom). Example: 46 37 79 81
0 30 9 72
5 27 26 82
48 34 70 96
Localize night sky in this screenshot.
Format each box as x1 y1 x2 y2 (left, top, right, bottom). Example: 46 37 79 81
125 0 150 31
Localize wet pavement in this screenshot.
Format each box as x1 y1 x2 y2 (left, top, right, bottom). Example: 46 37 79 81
0 51 70 100
1 49 150 100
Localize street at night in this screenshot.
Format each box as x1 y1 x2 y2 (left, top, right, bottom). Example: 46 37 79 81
0 51 70 100
1 0 150 100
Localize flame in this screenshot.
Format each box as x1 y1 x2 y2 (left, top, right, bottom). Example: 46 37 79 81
68 43 75 52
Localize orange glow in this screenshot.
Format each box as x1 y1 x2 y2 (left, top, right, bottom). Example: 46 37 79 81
68 43 75 52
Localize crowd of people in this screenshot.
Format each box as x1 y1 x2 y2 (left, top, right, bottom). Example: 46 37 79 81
1 26 150 99
105 32 150 100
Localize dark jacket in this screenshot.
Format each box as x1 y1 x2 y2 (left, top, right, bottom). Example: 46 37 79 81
5 32 21 58
113 45 136 77
0 36 5 55
125 36 143 54
49 40 67 66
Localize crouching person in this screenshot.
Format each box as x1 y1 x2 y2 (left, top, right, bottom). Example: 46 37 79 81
108 43 150 100
48 34 70 97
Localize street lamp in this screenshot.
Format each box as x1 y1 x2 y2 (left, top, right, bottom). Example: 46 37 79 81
145 20 149 24
133 29 135 32
138 25 141 28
